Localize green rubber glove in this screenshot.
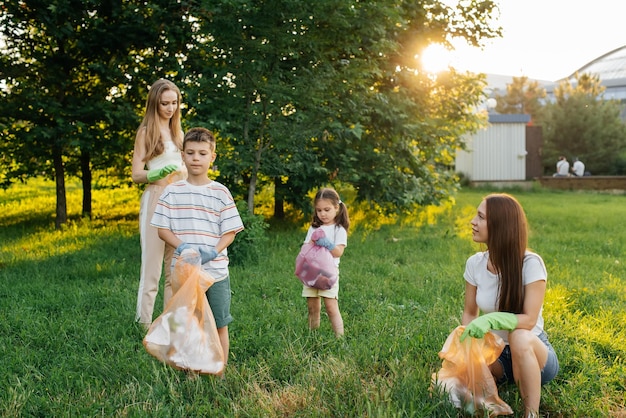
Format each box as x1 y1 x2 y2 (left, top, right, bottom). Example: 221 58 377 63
147 164 178 183
460 312 518 342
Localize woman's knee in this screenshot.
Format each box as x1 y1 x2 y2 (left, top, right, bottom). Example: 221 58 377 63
509 328 533 343
509 330 547 364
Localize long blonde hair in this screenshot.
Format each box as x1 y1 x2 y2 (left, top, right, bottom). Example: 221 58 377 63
138 78 183 162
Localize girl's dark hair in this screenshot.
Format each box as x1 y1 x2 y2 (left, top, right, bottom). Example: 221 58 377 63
485 193 527 313
311 188 350 231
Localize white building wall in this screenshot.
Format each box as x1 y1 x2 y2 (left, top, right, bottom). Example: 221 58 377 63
456 122 527 181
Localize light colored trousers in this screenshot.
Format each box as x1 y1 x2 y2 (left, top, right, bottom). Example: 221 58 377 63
135 184 174 325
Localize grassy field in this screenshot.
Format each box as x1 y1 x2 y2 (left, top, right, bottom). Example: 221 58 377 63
0 179 624 417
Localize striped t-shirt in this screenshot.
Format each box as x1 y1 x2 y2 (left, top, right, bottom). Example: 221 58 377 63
151 180 244 281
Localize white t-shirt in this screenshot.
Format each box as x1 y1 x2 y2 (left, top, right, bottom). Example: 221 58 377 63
464 250 547 344
556 159 569 176
572 160 585 176
304 224 348 267
146 140 182 171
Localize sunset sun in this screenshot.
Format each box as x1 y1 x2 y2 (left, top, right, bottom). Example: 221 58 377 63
420 43 456 74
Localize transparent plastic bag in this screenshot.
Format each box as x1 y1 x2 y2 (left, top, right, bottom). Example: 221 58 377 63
294 229 338 290
143 250 224 375
431 326 513 416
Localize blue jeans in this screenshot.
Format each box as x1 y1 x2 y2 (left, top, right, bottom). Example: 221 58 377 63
496 331 559 385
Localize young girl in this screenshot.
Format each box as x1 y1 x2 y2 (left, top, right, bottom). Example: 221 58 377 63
131 78 185 329
461 193 559 418
302 188 350 337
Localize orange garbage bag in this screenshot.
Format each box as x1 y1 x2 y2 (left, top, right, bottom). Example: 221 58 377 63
143 250 224 375
431 326 513 416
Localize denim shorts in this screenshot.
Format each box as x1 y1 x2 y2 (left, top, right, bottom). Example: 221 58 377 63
496 331 559 385
206 276 233 328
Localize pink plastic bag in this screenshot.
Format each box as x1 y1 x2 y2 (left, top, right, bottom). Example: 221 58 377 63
294 229 338 290
143 250 224 375
431 326 513 416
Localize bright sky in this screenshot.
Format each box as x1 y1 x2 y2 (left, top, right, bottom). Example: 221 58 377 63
423 0 626 81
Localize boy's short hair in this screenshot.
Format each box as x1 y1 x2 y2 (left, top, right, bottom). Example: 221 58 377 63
183 127 216 151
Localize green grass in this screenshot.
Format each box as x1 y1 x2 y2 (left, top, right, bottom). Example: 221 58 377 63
1 179 625 417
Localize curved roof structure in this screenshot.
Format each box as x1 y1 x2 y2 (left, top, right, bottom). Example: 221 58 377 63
541 46 626 110
491 46 626 119
567 45 626 80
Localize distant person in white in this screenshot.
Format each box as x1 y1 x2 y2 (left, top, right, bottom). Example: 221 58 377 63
553 156 569 177
571 157 585 177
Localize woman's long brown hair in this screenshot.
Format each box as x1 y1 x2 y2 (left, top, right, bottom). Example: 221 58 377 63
485 194 527 313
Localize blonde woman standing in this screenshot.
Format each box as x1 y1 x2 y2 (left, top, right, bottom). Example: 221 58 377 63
131 78 185 329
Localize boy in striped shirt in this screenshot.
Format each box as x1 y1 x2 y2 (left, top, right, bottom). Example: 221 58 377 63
151 127 244 370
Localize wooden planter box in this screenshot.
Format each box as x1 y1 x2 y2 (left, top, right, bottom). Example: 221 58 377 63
538 176 626 190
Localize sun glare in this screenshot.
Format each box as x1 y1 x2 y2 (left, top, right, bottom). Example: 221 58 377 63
420 43 455 74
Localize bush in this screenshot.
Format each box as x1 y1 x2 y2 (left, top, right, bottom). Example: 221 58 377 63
228 200 269 266
609 149 626 175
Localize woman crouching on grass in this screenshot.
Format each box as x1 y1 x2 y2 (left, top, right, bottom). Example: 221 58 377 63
460 193 559 418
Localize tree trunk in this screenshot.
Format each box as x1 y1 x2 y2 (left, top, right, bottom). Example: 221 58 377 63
245 99 271 216
244 100 255 215
273 177 285 219
53 145 67 229
81 149 92 219
247 144 262 215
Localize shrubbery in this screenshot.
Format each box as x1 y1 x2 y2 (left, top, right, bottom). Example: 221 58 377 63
228 200 269 266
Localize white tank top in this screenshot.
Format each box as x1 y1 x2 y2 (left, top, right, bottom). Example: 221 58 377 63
146 140 182 170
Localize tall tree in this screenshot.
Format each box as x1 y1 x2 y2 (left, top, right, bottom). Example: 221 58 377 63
0 0 194 227
495 76 546 124
1 0 502 221
539 72 626 174
184 0 500 214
